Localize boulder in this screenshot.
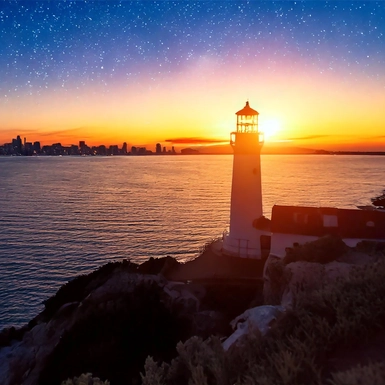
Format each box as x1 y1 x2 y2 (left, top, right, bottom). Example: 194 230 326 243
0 255 265 385
0 270 212 385
263 239 383 308
280 261 352 308
222 305 284 351
192 310 228 338
263 254 290 305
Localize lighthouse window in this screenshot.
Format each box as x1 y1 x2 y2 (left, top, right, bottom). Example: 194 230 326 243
323 215 338 227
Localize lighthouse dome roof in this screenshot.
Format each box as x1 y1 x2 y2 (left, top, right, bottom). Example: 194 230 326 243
236 101 259 116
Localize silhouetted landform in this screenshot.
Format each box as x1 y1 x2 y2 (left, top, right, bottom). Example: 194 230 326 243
190 143 319 155
314 149 385 156
180 147 200 155
357 190 385 212
2 237 385 385
186 146 384 156
328 151 385 156
372 190 385 209
0 252 263 385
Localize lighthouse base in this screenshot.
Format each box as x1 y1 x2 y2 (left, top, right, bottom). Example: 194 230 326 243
222 230 270 259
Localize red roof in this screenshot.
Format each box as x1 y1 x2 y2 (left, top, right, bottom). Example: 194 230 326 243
236 101 259 116
271 205 385 239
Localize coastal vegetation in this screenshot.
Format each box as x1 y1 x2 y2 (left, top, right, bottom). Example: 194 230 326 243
2 238 385 385
139 253 385 385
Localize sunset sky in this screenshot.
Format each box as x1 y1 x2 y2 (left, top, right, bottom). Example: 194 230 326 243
1 1 384 151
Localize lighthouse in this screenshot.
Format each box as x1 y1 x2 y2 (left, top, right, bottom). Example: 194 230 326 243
222 101 267 259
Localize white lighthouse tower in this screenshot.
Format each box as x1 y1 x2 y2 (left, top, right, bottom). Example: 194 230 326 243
222 101 267 259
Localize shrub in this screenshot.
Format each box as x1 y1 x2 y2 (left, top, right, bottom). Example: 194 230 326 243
283 236 348 264
61 372 110 385
329 362 385 385
142 259 385 385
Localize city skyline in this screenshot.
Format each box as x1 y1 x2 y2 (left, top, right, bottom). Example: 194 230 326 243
0 134 180 155
1 1 385 151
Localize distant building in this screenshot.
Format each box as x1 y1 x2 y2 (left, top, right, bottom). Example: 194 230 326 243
122 142 128 155
33 141 41 154
3 143 14 155
109 145 119 155
95 145 107 156
138 147 147 155
79 141 91 155
24 142 33 156
12 135 22 154
156 143 162 154
52 143 63 155
69 145 79 155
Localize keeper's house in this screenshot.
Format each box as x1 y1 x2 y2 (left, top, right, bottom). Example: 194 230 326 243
269 205 385 258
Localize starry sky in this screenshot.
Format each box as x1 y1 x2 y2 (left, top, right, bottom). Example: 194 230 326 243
1 0 384 151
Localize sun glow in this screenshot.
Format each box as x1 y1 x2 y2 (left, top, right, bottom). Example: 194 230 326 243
260 118 282 141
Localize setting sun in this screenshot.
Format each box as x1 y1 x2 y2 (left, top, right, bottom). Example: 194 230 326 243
260 118 282 141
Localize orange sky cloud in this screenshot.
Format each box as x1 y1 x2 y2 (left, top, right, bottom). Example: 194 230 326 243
1 56 384 151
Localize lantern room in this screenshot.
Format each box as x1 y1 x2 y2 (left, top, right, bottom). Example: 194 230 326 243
236 101 259 133
230 102 264 149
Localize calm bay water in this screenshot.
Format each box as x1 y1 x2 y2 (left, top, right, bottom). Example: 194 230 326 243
0 154 384 329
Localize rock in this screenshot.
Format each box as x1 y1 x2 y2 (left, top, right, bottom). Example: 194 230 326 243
0 255 264 385
192 310 229 338
0 325 30 348
263 254 290 305
263 239 383 308
280 261 353 308
137 256 180 275
371 190 385 208
264 259 357 308
163 281 205 313
1 269 223 385
223 305 284 351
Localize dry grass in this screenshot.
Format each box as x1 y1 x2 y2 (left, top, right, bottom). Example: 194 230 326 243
329 362 385 385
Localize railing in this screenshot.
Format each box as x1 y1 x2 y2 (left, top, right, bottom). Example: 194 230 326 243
222 230 260 258
230 132 264 147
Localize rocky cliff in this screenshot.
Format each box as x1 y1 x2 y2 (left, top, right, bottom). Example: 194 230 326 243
0 257 262 385
2 238 385 385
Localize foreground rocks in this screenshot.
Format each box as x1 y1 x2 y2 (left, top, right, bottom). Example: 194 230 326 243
263 237 385 307
139 239 385 385
2 237 385 385
222 305 284 351
0 257 262 385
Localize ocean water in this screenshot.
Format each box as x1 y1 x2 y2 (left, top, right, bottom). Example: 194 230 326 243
0 154 384 329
